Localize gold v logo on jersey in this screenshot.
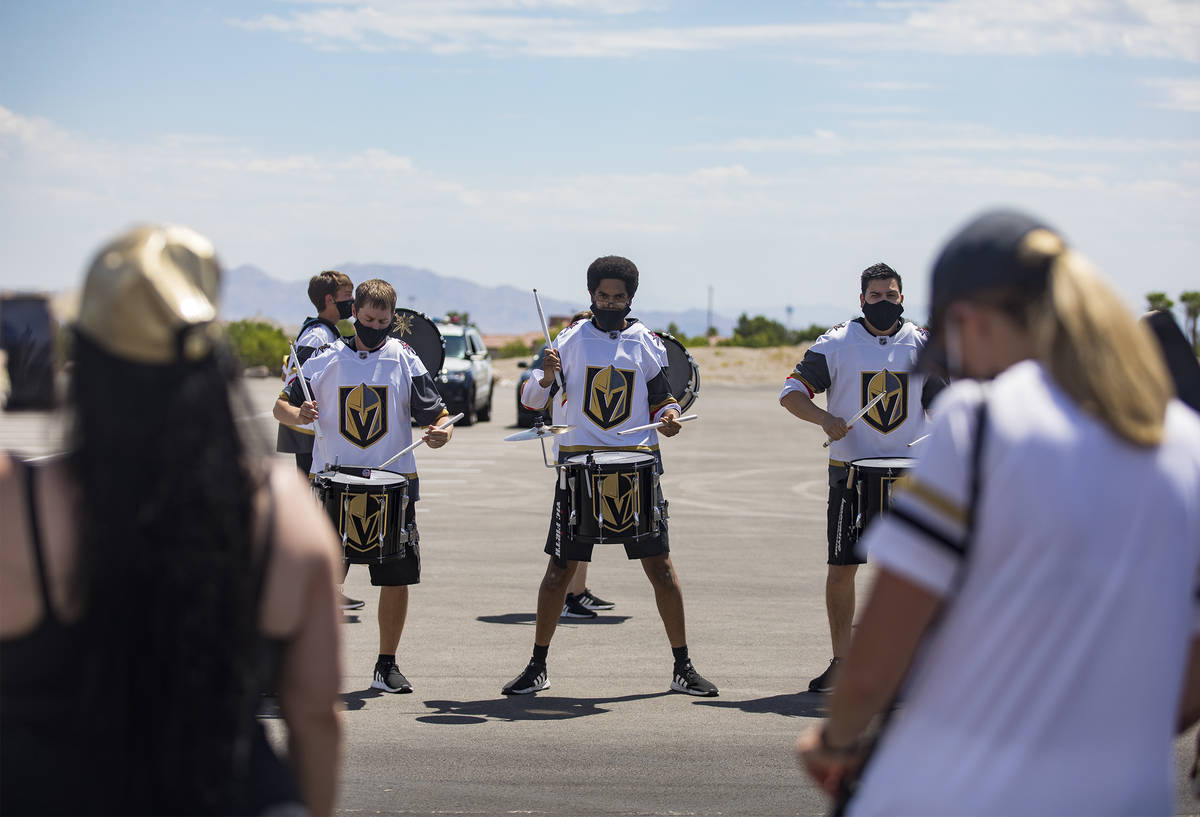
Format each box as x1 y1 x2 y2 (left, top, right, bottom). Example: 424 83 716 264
584 365 635 430
593 472 639 533
860 369 909 434
342 492 388 554
339 383 389 448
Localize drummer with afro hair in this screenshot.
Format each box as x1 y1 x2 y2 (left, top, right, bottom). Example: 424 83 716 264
502 255 719 697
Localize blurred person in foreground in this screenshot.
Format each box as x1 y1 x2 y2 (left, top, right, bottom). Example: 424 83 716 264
796 209 1200 815
0 225 343 815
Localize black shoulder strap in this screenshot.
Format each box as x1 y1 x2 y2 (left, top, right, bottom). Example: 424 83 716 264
963 396 990 549
296 316 336 342
21 459 57 623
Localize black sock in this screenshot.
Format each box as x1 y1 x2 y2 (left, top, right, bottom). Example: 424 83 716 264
378 653 395 666
672 645 689 667
532 644 549 665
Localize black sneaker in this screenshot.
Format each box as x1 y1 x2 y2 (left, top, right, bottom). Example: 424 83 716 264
577 588 615 611
371 661 412 693
561 593 598 619
501 661 549 695
807 658 840 693
340 593 365 611
670 661 718 697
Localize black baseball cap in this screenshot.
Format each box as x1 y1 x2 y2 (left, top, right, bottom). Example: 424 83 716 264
917 208 1061 376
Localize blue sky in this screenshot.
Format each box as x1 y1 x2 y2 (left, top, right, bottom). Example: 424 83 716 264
2 0 1197 321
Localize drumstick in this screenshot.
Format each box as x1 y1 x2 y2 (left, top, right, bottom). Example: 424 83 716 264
532 289 566 394
616 414 699 435
822 389 887 448
907 433 930 448
377 413 464 470
288 342 323 446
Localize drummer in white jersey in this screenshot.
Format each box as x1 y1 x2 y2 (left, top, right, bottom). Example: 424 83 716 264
502 256 718 697
273 279 453 695
780 263 945 693
276 270 354 477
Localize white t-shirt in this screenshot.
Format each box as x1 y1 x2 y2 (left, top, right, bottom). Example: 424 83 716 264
851 360 1200 816
290 337 446 477
521 319 681 455
779 318 932 462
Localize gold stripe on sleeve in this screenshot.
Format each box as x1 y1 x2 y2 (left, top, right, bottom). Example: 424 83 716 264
893 476 967 527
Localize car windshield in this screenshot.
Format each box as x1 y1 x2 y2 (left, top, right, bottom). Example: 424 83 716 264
532 347 546 367
444 335 468 359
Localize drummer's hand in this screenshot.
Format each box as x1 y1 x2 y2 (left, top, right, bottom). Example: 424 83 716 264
424 420 453 448
821 412 849 441
298 400 319 424
658 409 682 437
795 724 860 796
539 349 561 387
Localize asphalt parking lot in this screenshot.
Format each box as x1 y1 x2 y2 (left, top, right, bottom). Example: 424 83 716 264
3 374 1198 815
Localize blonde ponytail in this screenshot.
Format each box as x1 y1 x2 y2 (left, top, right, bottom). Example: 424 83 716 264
1021 230 1172 446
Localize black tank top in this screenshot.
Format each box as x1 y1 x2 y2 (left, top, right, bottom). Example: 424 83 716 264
0 459 301 815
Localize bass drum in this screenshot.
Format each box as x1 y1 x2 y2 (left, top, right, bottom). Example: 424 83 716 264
654 331 701 412
389 307 446 376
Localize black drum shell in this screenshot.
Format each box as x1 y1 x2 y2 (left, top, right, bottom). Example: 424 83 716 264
564 452 658 544
654 331 700 413
314 468 412 564
389 307 446 377
850 457 914 534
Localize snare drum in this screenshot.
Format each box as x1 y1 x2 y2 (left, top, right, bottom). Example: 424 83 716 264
313 467 415 564
564 451 663 544
849 457 914 533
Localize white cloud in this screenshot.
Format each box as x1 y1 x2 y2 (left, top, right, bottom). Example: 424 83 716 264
227 0 1200 61
2 104 1197 312
685 128 1200 155
1145 77 1200 111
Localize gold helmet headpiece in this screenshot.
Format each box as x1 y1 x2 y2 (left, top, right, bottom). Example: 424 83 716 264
76 225 222 364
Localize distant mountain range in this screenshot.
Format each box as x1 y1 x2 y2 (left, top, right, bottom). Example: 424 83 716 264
222 262 847 336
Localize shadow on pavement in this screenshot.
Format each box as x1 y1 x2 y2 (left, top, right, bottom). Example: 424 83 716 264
342 687 388 711
341 614 361 625
695 692 827 718
476 613 631 626
416 692 670 725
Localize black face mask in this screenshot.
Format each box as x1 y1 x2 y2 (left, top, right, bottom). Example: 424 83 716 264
862 300 904 332
354 322 389 350
335 299 353 320
590 303 631 333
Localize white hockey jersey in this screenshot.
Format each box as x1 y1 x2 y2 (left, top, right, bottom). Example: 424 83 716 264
286 337 446 476
521 319 681 454
780 318 932 462
280 318 341 439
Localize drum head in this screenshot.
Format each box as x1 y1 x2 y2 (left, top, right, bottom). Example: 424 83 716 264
317 467 409 486
390 308 446 376
851 457 916 470
654 331 700 412
566 451 656 467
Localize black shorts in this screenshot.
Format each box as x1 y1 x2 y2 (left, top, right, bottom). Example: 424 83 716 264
342 534 421 586
827 463 865 566
543 468 670 567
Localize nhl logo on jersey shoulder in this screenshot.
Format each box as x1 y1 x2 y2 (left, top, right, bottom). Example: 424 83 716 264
583 365 635 430
859 369 908 434
339 383 389 448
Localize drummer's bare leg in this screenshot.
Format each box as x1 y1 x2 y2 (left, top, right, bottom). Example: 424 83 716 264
534 558 579 646
378 585 409 654
826 564 857 658
566 562 588 595
642 554 685 648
